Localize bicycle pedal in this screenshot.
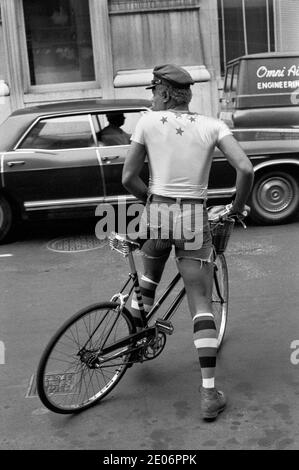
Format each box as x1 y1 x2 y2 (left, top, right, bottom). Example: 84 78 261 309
155 319 174 335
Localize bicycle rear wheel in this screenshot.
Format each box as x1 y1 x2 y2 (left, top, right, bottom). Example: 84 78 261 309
36 302 135 414
212 254 228 349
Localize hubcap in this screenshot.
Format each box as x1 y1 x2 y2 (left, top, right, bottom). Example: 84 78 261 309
258 177 293 213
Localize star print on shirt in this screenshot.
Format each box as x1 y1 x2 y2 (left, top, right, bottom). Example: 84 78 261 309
176 127 184 136
188 115 197 122
160 116 168 124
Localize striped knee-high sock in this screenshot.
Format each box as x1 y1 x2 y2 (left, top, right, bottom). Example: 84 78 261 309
131 275 158 331
193 312 217 389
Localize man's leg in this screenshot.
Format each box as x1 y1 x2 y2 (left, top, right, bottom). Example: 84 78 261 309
130 245 170 331
177 258 216 384
176 257 226 419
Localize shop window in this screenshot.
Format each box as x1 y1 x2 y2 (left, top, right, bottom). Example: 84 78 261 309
23 0 95 85
218 0 275 75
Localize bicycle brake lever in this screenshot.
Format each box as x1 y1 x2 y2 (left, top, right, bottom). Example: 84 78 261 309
238 218 247 229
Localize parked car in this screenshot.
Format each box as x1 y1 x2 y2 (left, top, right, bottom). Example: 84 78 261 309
0 99 299 243
219 52 299 128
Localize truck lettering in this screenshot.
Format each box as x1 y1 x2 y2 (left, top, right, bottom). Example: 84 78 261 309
257 65 285 79
287 65 299 77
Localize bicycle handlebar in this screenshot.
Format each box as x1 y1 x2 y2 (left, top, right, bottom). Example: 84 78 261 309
208 204 251 226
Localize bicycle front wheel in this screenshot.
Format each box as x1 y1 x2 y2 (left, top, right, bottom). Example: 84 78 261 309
36 302 135 414
212 254 229 349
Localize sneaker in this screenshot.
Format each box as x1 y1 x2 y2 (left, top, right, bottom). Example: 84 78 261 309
200 387 226 420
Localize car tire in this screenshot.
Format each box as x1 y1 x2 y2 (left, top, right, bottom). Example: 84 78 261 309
0 195 13 243
250 171 299 225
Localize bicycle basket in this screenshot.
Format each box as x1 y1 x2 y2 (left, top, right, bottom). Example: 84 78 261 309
210 218 235 254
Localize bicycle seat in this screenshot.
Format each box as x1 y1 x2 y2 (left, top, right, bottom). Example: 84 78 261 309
109 232 140 256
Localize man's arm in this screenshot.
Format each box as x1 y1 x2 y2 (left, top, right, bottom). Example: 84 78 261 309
122 141 148 203
217 135 254 213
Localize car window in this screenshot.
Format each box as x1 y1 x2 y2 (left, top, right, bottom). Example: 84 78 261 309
231 64 239 92
94 110 147 147
233 129 299 142
18 115 95 150
224 66 233 93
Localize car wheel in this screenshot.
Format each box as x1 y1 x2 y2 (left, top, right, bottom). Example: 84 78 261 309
250 171 299 224
0 195 13 243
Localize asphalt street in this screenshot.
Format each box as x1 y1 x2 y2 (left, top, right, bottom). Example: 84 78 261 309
0 215 299 450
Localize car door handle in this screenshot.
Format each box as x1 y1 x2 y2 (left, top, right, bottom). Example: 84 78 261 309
7 161 25 167
102 156 120 162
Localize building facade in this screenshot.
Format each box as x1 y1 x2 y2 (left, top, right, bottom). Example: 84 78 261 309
0 0 298 124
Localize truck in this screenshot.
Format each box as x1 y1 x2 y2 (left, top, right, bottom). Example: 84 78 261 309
219 52 299 128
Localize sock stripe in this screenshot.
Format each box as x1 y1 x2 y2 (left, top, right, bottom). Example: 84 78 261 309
194 320 216 333
195 347 217 359
140 294 154 306
143 305 153 314
131 299 140 310
192 311 217 388
140 287 156 299
199 357 216 368
193 312 214 321
194 338 218 349
141 275 158 285
202 378 215 388
131 298 146 312
131 276 158 331
194 329 217 341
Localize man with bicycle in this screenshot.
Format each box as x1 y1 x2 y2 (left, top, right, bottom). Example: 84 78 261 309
122 64 254 420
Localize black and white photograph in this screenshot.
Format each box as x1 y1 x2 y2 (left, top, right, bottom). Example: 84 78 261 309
0 0 299 455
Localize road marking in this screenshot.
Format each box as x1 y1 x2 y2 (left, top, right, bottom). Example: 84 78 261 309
0 254 13 257
0 154 4 187
32 408 49 415
0 341 5 364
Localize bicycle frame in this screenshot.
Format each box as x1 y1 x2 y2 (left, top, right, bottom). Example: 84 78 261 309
120 247 224 324
97 253 186 361
37 208 245 414
92 208 246 364
117 250 186 325
97 247 224 363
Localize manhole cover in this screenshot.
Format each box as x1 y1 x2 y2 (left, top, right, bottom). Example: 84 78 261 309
26 372 78 397
47 235 108 253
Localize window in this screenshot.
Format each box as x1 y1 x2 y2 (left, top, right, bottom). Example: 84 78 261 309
19 115 94 150
108 0 203 74
224 67 232 92
218 0 275 75
233 129 299 142
231 64 239 91
23 0 95 86
93 111 146 147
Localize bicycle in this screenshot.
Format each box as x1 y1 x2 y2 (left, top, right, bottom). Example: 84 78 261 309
36 205 248 414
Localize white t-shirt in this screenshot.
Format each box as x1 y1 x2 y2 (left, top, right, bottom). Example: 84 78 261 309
131 110 232 199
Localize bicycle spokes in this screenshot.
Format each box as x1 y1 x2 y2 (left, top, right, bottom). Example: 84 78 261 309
37 305 134 412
